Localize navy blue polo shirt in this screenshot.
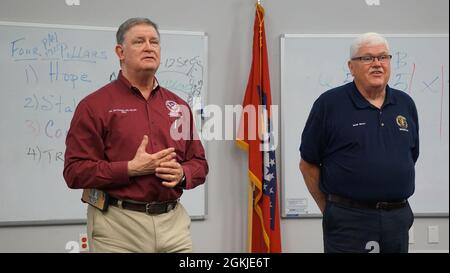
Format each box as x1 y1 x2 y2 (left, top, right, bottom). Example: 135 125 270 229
300 82 419 202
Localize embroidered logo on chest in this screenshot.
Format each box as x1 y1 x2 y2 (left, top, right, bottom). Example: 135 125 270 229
166 100 181 117
396 115 409 131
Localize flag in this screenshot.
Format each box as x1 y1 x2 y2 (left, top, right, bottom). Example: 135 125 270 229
236 3 282 253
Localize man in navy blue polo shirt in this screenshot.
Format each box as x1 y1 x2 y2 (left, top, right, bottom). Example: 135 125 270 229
299 32 419 253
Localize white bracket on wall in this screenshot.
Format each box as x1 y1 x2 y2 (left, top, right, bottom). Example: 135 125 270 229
365 0 380 6
65 0 80 6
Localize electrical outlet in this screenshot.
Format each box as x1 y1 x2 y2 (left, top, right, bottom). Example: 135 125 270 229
79 233 90 252
428 226 439 244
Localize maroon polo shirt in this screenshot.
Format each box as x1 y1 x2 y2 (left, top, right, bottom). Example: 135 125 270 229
63 71 208 202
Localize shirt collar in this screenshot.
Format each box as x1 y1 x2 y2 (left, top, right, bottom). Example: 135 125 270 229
118 70 160 94
348 81 396 109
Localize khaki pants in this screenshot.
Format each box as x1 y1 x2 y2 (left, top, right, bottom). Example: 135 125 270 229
87 202 192 253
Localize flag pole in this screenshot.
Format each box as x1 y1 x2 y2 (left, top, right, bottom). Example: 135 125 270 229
247 0 262 254
248 0 264 254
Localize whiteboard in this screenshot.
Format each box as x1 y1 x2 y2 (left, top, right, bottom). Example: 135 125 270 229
0 21 208 225
281 34 449 217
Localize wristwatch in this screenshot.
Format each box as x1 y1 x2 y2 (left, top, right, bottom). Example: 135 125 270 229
178 174 186 188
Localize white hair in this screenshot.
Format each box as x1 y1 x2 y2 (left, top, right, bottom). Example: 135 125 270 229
350 32 390 59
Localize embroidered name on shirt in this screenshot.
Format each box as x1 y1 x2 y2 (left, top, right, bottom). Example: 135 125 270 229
352 122 366 127
108 108 137 114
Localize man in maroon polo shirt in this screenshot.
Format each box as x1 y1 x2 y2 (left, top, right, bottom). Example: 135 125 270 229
63 17 208 253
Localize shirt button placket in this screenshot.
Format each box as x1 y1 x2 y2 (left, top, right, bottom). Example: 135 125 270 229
379 110 384 127
146 102 154 151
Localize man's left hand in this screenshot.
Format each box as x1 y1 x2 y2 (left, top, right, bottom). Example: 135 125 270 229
156 159 184 188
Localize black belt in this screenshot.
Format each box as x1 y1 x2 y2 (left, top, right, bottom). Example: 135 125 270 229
109 197 178 215
327 194 407 210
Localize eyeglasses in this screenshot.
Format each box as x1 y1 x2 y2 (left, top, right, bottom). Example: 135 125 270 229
351 55 392 64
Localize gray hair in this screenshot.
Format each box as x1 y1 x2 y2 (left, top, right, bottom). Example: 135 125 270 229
116 17 160 45
350 32 390 59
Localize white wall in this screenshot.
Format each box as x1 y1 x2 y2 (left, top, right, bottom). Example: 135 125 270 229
0 0 448 253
